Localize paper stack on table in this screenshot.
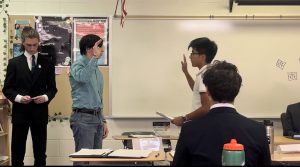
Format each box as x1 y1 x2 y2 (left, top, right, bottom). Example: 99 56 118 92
129 134 156 138
277 144 300 153
108 149 152 158
0 156 8 161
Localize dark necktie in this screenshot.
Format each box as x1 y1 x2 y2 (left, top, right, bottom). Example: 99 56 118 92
31 55 36 72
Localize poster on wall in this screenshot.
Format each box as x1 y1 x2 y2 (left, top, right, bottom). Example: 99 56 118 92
35 16 73 67
73 17 109 66
13 43 22 57
14 20 31 41
8 16 35 59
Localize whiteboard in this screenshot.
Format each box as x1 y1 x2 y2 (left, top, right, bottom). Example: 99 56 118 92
111 19 300 118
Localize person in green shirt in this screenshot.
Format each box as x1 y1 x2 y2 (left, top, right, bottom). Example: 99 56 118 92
69 34 109 165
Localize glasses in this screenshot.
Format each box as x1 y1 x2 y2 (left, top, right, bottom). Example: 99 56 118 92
190 52 203 57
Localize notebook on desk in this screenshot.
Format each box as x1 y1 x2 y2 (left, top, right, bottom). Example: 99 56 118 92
69 148 152 158
69 149 113 158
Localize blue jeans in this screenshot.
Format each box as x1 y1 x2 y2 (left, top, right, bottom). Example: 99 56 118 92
70 111 104 165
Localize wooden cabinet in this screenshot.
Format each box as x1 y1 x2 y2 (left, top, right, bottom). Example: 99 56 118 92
0 96 10 166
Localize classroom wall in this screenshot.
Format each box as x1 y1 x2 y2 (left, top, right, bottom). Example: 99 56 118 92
5 0 300 165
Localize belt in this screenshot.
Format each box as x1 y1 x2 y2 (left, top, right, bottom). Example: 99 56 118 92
73 108 101 115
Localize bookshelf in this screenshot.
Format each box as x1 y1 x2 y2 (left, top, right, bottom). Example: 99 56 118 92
0 95 10 166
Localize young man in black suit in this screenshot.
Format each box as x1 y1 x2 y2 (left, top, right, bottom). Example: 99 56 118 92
285 102 300 136
2 26 57 166
173 61 271 166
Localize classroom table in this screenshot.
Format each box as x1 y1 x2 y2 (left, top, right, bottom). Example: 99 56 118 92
272 152 300 162
165 151 174 162
165 151 300 165
274 135 300 145
70 151 165 165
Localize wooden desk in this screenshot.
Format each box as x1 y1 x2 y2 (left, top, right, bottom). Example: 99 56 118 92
165 151 174 162
112 135 178 140
165 151 300 164
272 152 300 162
70 151 165 165
275 136 300 145
273 136 300 165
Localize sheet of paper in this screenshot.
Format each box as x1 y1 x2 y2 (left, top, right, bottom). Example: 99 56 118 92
70 149 113 156
108 149 152 158
129 134 156 138
277 144 300 153
170 150 175 158
156 112 174 120
0 156 9 161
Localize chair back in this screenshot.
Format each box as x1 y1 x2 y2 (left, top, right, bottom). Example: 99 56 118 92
281 112 289 136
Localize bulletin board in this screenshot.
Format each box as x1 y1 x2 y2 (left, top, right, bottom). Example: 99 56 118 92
7 15 111 117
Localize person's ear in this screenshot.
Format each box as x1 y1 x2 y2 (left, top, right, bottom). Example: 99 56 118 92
206 87 211 97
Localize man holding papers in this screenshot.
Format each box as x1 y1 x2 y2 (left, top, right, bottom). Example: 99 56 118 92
172 37 217 126
2 27 57 166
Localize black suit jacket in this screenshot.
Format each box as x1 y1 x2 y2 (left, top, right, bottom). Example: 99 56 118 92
173 107 271 166
286 102 300 136
2 54 57 124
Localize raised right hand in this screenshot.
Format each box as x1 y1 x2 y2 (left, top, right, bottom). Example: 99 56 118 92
181 54 188 74
93 39 104 59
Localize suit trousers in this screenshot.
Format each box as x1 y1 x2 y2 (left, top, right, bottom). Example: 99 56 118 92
11 123 47 166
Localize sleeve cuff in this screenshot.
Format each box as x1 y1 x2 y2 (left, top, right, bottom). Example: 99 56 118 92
43 95 49 102
15 94 22 103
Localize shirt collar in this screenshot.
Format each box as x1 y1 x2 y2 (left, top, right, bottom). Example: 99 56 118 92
24 51 38 60
196 64 208 76
210 103 235 110
80 55 90 65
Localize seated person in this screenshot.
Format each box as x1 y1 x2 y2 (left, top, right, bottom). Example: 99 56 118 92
285 102 300 136
173 61 271 166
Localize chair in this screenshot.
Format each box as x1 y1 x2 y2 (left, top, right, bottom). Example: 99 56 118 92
281 103 300 136
281 113 289 136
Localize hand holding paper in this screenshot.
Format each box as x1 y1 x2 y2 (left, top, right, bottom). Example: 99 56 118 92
156 112 174 121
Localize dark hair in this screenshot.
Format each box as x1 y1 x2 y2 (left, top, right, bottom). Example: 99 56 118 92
79 34 103 55
203 61 242 102
188 37 218 63
20 26 40 52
